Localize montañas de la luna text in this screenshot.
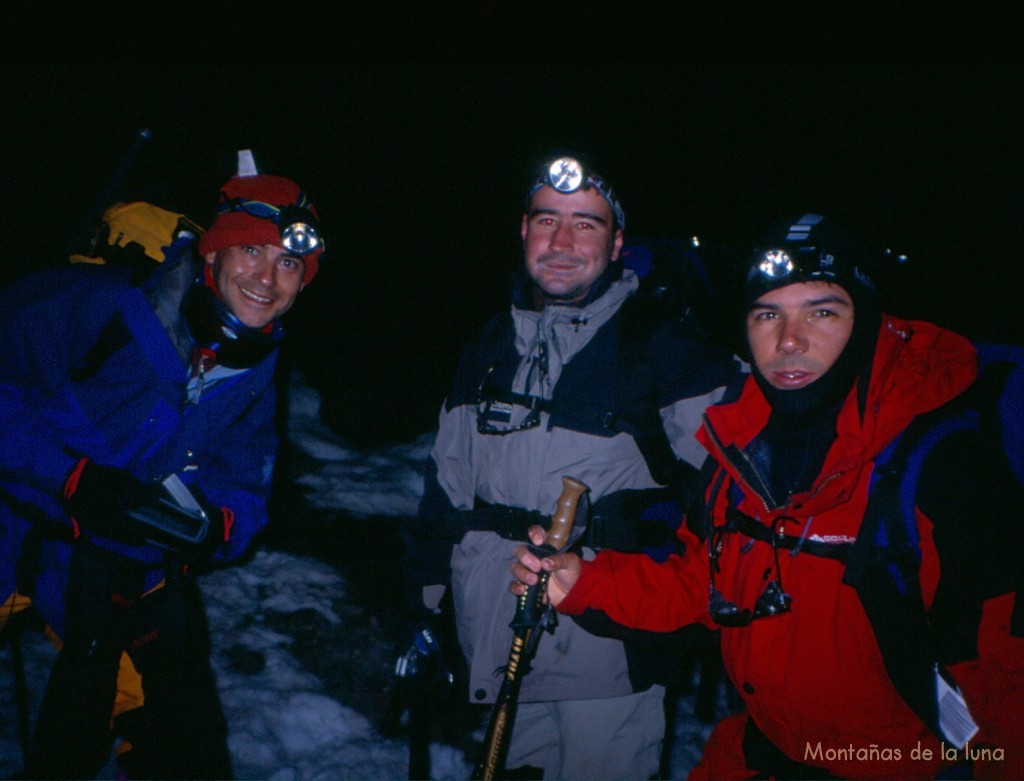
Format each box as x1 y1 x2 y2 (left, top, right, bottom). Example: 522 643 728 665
804 741 1004 763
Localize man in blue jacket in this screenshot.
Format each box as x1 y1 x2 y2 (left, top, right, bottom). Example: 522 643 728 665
0 156 324 779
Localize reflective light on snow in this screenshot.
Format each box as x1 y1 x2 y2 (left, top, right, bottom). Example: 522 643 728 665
287 374 434 518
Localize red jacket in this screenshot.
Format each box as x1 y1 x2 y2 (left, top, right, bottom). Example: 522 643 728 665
560 316 1023 779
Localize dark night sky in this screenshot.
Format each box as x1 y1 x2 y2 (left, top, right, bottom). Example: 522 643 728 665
1 64 1021 443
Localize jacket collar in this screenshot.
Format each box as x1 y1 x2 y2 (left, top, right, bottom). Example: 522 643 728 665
699 315 978 511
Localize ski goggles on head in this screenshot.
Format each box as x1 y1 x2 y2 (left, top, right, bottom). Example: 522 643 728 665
527 156 626 230
215 198 324 256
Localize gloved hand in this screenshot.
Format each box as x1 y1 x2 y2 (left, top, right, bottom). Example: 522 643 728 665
128 489 229 563
63 459 158 544
395 622 452 686
64 460 230 560
185 500 229 563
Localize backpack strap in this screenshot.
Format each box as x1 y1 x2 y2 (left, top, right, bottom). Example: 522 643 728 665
473 302 693 495
842 423 945 741
843 398 992 744
723 506 853 561
972 343 1024 488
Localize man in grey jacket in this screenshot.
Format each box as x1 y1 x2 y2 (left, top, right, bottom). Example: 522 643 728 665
403 154 739 779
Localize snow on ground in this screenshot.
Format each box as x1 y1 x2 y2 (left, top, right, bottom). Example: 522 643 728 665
0 376 727 779
203 549 473 781
0 549 472 781
286 375 435 518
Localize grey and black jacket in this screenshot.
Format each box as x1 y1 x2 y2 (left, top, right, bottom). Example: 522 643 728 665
404 269 740 704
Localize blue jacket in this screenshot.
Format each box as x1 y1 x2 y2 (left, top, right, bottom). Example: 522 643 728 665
0 246 279 636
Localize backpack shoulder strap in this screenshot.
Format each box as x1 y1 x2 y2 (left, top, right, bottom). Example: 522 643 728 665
852 339 1024 587
612 298 703 496
843 343 1024 744
841 417 955 743
971 342 1024 487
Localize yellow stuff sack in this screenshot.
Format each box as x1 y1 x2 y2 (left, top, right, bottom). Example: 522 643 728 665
70 201 204 279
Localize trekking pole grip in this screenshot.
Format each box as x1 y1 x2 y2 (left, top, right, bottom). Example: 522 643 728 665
472 475 589 781
546 476 588 550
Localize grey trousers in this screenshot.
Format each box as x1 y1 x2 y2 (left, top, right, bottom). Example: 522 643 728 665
505 685 666 780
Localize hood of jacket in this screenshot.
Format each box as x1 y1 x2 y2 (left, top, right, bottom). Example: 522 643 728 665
509 269 639 400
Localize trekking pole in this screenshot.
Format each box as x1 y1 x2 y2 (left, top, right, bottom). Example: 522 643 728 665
380 622 450 780
10 615 32 764
471 476 589 781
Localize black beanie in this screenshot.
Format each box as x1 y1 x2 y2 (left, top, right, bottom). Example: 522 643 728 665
742 213 881 418
743 213 877 311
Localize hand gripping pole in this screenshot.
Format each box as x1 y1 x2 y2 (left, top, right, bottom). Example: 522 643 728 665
472 476 589 781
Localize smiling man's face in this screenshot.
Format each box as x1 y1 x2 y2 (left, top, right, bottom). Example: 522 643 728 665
521 185 623 306
204 244 305 329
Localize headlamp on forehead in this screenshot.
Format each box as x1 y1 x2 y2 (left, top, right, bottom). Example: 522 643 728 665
529 155 626 230
216 198 325 256
748 245 869 291
546 157 585 193
277 205 322 256
756 249 797 280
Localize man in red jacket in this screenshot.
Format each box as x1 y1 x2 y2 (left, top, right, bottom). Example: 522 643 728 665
512 213 1023 780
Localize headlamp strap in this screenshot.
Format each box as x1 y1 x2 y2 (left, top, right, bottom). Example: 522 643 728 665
212 196 322 256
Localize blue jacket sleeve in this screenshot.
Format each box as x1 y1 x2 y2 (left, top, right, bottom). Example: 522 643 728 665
193 376 279 562
0 267 133 498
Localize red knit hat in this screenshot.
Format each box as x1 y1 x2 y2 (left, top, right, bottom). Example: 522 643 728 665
198 173 323 285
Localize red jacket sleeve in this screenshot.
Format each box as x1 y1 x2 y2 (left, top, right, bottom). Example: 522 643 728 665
558 523 713 632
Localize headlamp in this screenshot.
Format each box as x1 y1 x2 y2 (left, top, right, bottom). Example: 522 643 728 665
755 249 797 280
276 205 322 256
546 157 585 193
528 156 626 230
748 245 869 291
744 213 879 298
216 198 324 256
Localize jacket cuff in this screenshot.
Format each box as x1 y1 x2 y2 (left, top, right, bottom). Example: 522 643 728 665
555 560 597 616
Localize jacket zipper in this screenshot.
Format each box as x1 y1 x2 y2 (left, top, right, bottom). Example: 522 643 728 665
701 413 776 514
702 414 846 519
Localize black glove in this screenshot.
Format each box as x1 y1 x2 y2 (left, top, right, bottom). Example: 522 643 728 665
64 460 228 560
125 490 228 563
63 460 158 544
186 500 227 563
